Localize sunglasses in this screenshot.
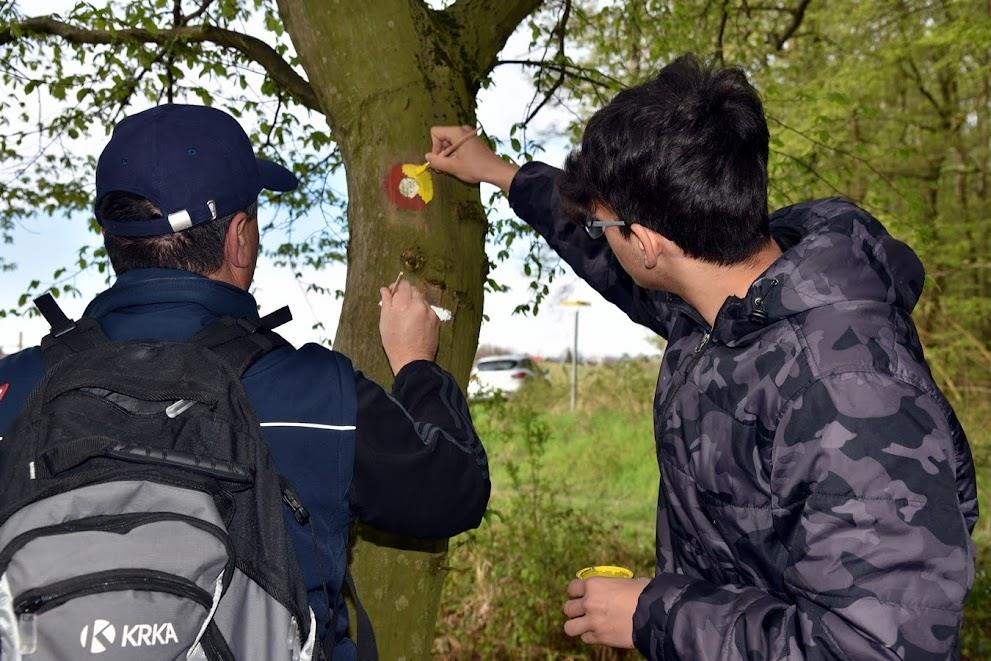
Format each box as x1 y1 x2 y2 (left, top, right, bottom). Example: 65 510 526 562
582 216 627 239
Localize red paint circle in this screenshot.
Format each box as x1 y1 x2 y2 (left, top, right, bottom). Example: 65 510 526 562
384 163 428 210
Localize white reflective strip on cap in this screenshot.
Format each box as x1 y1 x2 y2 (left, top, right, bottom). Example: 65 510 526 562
168 209 193 232
260 422 356 431
207 199 217 220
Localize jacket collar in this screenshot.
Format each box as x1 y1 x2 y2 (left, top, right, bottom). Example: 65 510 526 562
84 268 260 321
707 198 924 346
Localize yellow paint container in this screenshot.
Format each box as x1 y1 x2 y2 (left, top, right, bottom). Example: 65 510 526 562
576 565 634 580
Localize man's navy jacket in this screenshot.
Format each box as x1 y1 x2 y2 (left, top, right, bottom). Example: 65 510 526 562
0 268 490 659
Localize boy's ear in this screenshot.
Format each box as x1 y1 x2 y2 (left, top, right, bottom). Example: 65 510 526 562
629 223 665 269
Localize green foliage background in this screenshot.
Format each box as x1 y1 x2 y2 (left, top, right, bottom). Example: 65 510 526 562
1 1 989 657
438 361 991 659
2 1 989 372
545 0 991 402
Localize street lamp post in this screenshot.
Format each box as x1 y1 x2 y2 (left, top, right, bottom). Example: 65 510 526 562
560 300 590 411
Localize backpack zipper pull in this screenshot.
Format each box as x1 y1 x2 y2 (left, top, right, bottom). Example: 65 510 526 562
288 615 302 661
282 484 310 525
18 613 37 654
165 399 196 418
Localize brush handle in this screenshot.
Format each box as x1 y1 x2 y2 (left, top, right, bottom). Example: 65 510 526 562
411 127 481 175
439 128 480 158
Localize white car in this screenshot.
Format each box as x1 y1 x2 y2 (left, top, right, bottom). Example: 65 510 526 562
468 354 539 398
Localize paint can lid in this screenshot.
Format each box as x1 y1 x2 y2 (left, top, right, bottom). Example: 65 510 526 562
576 565 634 580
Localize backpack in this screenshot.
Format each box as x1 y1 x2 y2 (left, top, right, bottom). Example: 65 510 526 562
0 294 372 660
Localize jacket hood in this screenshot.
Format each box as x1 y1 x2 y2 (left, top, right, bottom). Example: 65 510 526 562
713 198 925 344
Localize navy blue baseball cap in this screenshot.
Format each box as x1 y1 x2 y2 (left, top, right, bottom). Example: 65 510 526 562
95 104 298 237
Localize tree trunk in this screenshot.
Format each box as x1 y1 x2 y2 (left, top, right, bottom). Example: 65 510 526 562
276 2 495 658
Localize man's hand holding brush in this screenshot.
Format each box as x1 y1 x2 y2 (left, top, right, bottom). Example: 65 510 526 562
379 273 441 376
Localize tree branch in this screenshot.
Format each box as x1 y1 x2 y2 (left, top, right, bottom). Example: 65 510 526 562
521 0 570 124
0 15 322 112
773 0 811 50
714 0 730 64
167 0 181 103
494 59 620 88
447 0 545 76
112 46 170 123
766 113 901 192
902 56 947 122
183 0 215 25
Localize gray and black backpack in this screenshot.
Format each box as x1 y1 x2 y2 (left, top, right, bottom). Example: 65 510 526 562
0 294 322 660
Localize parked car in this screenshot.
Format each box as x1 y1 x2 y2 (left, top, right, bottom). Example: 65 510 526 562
468 354 540 398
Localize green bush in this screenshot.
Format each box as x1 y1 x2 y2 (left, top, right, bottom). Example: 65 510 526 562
961 398 991 659
437 360 991 658
434 395 651 659
963 546 991 660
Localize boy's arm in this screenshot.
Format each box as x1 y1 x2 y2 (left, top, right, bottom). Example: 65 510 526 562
425 126 682 338
508 161 680 337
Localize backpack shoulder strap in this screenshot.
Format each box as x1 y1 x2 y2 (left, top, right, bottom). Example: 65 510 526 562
344 571 379 661
190 306 292 376
34 293 110 368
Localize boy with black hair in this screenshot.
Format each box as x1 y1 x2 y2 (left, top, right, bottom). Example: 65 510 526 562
428 54 977 659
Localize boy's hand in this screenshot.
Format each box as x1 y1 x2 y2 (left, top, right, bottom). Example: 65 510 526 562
379 279 440 375
425 125 520 193
562 577 650 649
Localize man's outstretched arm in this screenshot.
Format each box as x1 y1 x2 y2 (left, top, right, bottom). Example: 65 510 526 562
425 126 682 339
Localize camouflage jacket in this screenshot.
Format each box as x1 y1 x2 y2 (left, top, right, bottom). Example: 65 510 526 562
509 162 978 660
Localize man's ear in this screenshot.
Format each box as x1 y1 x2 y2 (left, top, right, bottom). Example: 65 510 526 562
628 223 666 269
225 211 253 269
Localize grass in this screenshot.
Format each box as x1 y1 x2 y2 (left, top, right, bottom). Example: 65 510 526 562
961 396 991 660
434 358 991 659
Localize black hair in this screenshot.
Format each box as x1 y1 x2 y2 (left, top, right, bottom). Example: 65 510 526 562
98 193 256 275
559 54 771 265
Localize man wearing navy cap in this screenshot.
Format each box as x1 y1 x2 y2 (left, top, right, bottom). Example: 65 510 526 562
0 104 491 660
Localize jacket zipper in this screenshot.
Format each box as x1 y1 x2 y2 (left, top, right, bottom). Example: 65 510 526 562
656 329 712 424
655 329 723 576
14 568 213 615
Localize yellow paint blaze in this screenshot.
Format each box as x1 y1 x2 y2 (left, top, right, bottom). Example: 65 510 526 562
401 163 434 203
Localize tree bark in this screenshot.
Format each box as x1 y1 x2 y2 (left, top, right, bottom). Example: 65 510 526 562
276 1 537 657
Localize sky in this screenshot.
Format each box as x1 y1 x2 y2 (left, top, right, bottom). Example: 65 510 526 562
0 2 660 361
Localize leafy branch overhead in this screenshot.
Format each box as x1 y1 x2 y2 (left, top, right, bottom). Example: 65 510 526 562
0 0 557 313
446 0 545 77
0 1 988 396
0 15 321 111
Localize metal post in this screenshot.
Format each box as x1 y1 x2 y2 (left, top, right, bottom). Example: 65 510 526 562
560 299 589 412
570 309 579 411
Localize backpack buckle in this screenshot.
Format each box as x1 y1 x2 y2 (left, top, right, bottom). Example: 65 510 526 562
34 293 77 337
235 317 261 334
